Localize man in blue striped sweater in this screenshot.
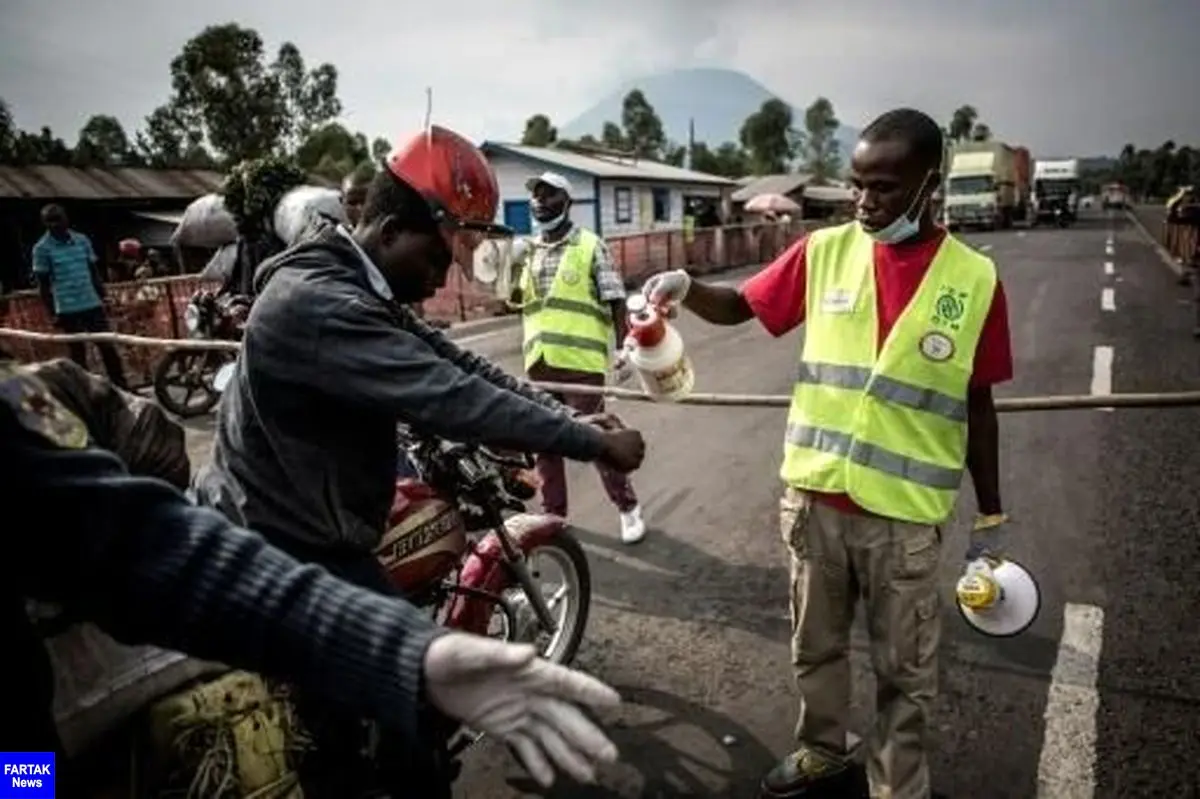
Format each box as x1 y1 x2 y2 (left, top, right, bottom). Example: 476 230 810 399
32 204 127 387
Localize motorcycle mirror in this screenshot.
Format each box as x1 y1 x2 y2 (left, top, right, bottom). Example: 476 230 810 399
213 361 236 394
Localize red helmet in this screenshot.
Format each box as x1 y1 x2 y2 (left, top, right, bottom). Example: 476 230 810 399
386 126 509 236
118 238 142 258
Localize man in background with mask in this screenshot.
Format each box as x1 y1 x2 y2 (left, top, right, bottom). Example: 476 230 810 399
517 172 646 544
644 108 1012 799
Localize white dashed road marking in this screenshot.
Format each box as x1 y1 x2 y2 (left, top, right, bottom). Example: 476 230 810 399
1104 261 1114 276
1090 345 1114 412
1036 603 1105 799
1101 288 1116 312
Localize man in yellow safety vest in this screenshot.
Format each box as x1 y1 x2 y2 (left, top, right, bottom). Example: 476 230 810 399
518 171 646 544
644 108 1014 799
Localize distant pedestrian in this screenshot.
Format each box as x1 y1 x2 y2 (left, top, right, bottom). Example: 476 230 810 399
32 204 127 388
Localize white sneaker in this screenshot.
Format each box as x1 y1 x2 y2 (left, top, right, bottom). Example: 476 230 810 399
619 506 646 544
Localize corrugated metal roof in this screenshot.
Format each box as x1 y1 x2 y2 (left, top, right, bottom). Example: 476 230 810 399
803 185 855 203
481 142 736 186
0 165 225 201
731 173 810 203
132 210 186 225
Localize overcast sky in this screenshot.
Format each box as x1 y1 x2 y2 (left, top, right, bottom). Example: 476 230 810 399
0 0 1194 158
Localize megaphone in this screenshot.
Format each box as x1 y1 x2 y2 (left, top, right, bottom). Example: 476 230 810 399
473 237 530 303
955 556 1041 637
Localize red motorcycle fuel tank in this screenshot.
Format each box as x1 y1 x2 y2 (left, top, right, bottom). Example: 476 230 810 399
375 478 467 597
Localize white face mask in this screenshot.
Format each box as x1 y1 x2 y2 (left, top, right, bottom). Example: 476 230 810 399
532 210 567 231
862 171 934 245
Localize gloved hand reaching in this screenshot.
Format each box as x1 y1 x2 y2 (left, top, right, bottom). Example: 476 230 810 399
642 270 692 309
423 632 621 787
966 512 1009 561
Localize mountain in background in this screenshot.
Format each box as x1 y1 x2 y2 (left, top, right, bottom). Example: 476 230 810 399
560 68 861 168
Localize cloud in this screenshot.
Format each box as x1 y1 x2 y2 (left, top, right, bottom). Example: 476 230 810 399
0 0 1194 156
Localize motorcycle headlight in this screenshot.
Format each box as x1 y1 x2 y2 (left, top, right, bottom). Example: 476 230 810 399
184 303 201 337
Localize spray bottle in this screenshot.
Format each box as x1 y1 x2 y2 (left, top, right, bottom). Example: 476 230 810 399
621 294 695 401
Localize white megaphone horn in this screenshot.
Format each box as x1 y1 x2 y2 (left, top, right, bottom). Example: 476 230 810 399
473 237 530 304
955 555 1041 637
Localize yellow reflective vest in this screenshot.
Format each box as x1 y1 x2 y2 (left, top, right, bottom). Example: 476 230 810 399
520 229 612 374
780 222 998 525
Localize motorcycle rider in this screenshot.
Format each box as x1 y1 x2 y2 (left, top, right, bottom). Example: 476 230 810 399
1 359 622 795
193 126 644 792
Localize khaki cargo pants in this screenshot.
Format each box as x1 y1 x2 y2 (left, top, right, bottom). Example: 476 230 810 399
779 487 942 799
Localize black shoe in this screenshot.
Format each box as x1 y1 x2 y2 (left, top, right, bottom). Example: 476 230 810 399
760 747 866 798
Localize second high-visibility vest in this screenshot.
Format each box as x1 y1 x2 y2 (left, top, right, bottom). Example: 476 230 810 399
520 229 612 374
780 222 998 525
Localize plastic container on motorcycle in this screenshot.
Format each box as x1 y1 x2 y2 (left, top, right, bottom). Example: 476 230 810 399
375 479 468 598
444 512 567 635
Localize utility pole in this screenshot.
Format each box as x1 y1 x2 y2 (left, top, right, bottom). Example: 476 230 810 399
686 118 695 171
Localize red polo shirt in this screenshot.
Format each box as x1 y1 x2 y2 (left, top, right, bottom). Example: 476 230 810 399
740 228 1014 516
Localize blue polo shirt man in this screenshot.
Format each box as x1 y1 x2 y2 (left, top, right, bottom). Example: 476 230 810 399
32 204 126 387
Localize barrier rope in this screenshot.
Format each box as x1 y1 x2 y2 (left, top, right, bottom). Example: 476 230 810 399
4 326 1200 413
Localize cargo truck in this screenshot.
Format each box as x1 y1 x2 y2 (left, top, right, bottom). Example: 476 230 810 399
943 141 1031 231
1031 159 1081 223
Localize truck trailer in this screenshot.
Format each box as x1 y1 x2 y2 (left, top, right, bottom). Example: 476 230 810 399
943 141 1031 230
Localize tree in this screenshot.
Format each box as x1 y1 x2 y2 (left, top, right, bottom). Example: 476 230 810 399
371 137 392 162
135 104 214 168
297 122 370 181
970 123 992 142
0 98 15 163
662 141 686 167
620 90 665 158
74 115 134 166
740 98 796 175
520 114 557 147
274 42 341 153
690 141 748 178
600 122 625 149
947 105 978 143
12 127 72 166
163 23 340 164
798 97 841 184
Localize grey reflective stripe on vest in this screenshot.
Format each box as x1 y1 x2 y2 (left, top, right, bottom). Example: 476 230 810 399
785 424 963 491
524 296 611 325
797 361 967 422
523 331 609 356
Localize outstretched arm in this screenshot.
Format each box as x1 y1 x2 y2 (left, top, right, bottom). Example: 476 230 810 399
397 303 572 414
309 298 607 460
2 414 446 745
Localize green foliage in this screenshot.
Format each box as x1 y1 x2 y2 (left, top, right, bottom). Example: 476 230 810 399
520 114 558 147
798 97 841 183
221 155 308 233
740 98 796 175
73 115 134 167
690 141 748 178
620 90 665 158
1107 141 1200 200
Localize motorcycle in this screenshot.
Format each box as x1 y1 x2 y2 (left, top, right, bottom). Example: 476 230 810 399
380 431 591 667
1054 205 1072 228
152 290 248 418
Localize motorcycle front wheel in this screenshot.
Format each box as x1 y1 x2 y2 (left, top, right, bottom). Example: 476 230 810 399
492 530 591 665
153 349 226 418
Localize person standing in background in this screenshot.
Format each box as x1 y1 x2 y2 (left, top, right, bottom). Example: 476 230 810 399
1167 188 1200 336
518 172 646 544
32 204 127 388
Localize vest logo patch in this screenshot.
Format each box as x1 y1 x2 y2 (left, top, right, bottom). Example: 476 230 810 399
560 267 581 286
820 288 856 314
919 331 956 362
932 285 968 330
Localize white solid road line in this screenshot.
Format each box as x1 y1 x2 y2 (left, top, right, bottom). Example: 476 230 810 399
1104 261 1115 276
1101 288 1116 312
1091 345 1114 412
1036 603 1105 799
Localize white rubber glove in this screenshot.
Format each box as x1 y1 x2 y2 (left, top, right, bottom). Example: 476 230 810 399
423 632 621 787
642 270 692 307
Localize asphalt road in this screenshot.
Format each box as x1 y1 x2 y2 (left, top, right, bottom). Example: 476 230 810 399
181 213 1200 798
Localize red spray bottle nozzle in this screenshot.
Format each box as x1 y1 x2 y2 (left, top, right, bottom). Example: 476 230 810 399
625 294 667 348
